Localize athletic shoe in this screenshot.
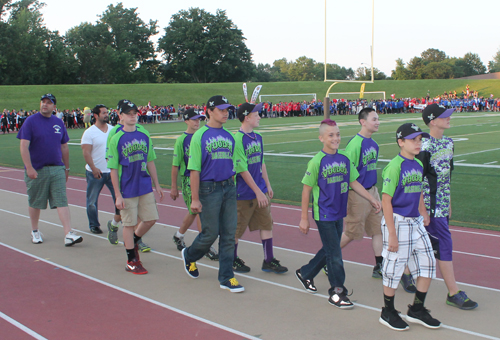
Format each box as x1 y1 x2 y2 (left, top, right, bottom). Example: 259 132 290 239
262 258 288 274
372 263 382 279
31 230 43 244
181 248 198 279
323 265 328 276
446 290 478 310
295 269 317 293
233 257 251 273
64 231 83 246
137 240 151 252
125 259 148 275
400 273 417 293
220 277 245 293
406 305 441 329
328 291 354 309
379 308 409 331
204 246 219 261
90 226 103 234
107 221 119 245
172 235 186 251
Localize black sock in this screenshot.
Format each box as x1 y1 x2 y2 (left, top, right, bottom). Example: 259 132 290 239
375 256 383 265
384 294 395 311
126 248 135 262
412 290 427 312
133 233 141 245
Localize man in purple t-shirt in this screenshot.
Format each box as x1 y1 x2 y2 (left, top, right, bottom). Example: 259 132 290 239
17 94 83 246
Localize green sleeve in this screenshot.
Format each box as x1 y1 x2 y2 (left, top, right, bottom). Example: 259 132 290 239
302 153 321 187
147 135 156 162
107 131 123 169
349 163 359 182
234 132 247 174
381 159 401 197
258 132 265 165
172 135 185 167
345 136 361 168
187 127 205 172
106 125 119 159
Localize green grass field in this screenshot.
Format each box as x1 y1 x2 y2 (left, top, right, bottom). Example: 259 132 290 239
1 111 498 231
1 78 500 111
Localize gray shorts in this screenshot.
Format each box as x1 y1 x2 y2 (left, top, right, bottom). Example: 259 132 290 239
25 166 68 209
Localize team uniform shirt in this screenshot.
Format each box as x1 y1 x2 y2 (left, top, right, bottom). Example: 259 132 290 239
382 154 424 217
81 123 113 173
107 128 156 198
416 136 454 218
234 130 267 200
105 123 147 159
172 132 193 177
187 126 235 182
302 150 359 221
16 113 69 170
345 134 378 189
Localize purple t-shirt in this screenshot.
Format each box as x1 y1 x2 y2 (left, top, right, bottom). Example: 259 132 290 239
17 113 69 170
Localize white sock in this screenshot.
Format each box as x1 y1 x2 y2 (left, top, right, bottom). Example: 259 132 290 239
175 231 184 238
111 218 120 226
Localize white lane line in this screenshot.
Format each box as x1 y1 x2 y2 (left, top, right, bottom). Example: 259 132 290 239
454 148 500 157
450 229 500 238
0 242 260 340
0 311 48 340
484 161 498 165
1 213 499 340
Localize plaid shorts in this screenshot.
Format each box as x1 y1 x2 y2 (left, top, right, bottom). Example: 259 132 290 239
25 166 68 209
381 214 436 289
181 176 194 215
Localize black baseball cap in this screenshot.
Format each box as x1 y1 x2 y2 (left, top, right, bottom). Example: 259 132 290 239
206 95 234 110
183 108 205 121
41 93 56 105
119 100 138 114
396 123 430 140
237 102 263 120
422 103 454 125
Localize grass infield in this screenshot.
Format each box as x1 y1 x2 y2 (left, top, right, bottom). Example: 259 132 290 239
1 111 498 231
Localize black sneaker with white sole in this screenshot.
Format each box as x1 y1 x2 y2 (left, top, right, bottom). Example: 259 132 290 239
405 305 441 329
328 291 354 309
379 307 409 331
295 269 317 293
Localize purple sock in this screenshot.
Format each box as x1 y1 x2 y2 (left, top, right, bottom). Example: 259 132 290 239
234 242 238 259
262 238 273 262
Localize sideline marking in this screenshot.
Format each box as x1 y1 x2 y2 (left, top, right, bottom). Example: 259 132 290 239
0 311 48 340
0 242 260 340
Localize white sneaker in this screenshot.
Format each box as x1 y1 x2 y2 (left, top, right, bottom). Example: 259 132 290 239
65 231 83 247
31 230 43 244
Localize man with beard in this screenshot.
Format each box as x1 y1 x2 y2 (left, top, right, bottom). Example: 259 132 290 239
81 104 121 235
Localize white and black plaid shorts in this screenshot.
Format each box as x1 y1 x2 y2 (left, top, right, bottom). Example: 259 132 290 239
381 214 436 289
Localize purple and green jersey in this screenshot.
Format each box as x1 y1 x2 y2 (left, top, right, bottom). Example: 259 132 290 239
416 136 454 218
172 132 193 177
345 134 379 189
187 126 235 182
106 123 147 160
234 130 267 200
302 150 359 221
382 154 424 217
16 113 69 170
107 128 156 198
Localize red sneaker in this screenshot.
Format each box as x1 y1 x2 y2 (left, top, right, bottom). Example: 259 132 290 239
125 259 148 275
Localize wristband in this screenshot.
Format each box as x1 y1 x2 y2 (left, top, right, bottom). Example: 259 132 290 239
65 168 70 171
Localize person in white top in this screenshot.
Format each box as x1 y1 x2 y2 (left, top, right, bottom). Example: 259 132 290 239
81 104 121 241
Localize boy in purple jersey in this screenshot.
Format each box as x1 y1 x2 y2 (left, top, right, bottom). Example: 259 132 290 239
417 104 478 310
181 95 244 293
379 123 440 331
232 102 288 274
297 119 381 309
108 100 164 275
17 94 83 246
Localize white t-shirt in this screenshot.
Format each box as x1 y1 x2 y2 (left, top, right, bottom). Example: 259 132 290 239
81 124 112 173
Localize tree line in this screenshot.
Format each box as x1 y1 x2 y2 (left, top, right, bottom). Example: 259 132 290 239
0 1 499 85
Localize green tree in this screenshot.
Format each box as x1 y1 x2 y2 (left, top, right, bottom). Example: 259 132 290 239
462 52 486 76
355 66 386 80
421 62 453 79
158 7 254 83
391 58 411 80
288 56 315 81
421 48 447 63
487 48 500 73
252 63 271 82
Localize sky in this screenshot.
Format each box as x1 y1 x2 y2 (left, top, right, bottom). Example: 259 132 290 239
38 0 499 77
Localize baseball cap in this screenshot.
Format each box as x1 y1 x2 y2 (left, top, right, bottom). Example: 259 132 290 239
422 103 454 125
41 93 56 105
206 95 235 110
237 102 263 120
183 108 205 121
118 100 138 114
396 123 430 140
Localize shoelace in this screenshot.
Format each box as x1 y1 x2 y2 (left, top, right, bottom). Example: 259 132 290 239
228 278 240 287
189 263 197 272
